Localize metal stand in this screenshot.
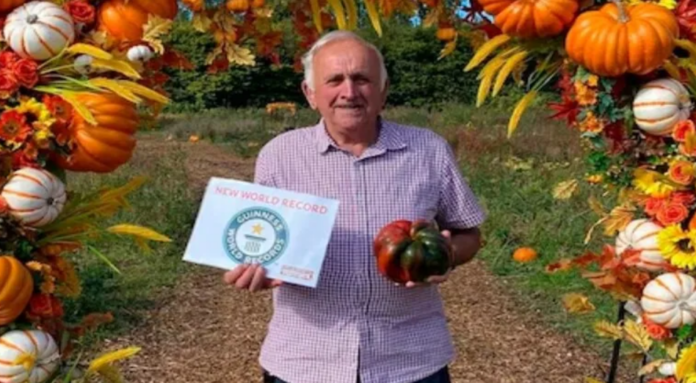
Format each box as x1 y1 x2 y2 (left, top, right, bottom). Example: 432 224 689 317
606 302 648 383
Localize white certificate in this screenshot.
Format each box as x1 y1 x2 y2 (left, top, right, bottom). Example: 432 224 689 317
182 177 339 288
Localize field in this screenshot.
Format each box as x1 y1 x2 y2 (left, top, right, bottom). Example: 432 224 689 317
65 99 641 381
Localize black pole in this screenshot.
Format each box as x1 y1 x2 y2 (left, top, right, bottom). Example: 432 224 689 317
607 302 627 383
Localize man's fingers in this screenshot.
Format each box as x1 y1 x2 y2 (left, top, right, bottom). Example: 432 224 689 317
266 279 284 288
223 264 249 285
250 264 267 292
235 264 257 289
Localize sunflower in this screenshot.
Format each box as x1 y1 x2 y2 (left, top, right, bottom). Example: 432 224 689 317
658 225 696 269
678 343 696 381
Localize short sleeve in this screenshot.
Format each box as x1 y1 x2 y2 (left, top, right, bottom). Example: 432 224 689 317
253 144 277 187
435 143 486 229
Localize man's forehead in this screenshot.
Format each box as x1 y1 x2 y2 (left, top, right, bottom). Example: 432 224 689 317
314 39 378 67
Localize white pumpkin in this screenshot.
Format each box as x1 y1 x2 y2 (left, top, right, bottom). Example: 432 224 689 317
1 167 66 227
632 78 692 136
127 45 153 62
2 1 75 61
615 218 669 271
641 272 696 329
0 330 60 383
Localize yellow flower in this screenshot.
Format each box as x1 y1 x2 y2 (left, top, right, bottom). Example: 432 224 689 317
586 174 603 184
574 81 597 105
587 75 599 87
579 111 604 133
14 98 53 123
678 343 696 380
87 346 140 376
633 168 678 198
658 225 696 269
658 0 677 9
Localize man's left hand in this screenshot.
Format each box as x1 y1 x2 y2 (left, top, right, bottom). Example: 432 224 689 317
404 229 454 288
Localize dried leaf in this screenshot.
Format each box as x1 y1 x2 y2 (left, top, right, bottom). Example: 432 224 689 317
603 203 636 236
545 258 574 273
585 378 605 383
562 293 595 313
226 44 255 66
664 338 680 359
593 320 623 340
588 195 606 216
553 179 579 200
192 13 212 32
638 359 666 376
363 0 381 36
624 319 653 352
438 40 457 60
508 90 537 138
66 43 113 60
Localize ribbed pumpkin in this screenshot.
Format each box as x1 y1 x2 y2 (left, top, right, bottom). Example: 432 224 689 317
565 1 679 77
56 93 139 173
3 1 76 61
0 330 60 383
512 247 538 262
632 78 693 136
1 167 66 227
0 256 33 326
641 272 696 329
477 0 579 38
615 218 670 271
97 0 178 42
0 0 25 13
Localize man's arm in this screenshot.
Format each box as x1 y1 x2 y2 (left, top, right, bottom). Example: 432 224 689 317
447 227 482 268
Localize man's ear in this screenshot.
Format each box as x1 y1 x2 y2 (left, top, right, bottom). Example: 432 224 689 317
381 78 390 110
302 80 317 110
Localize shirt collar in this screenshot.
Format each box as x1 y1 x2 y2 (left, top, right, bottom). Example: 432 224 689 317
313 116 407 155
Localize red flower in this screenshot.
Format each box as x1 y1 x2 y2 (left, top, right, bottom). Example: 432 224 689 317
0 111 32 147
656 202 690 226
26 293 64 320
64 0 95 24
648 378 677 383
673 120 696 142
645 197 665 216
0 196 7 214
43 95 73 125
0 51 19 68
0 70 18 98
672 191 696 205
642 315 672 340
11 58 39 88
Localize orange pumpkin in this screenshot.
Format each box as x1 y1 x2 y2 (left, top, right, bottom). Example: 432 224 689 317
436 27 457 41
0 256 33 326
513 247 538 262
55 93 139 173
97 0 178 42
0 0 25 13
477 0 579 38
565 1 679 77
226 0 249 12
251 0 265 7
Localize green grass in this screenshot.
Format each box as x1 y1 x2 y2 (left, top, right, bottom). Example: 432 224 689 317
59 143 197 343
152 100 630 356
63 98 628 359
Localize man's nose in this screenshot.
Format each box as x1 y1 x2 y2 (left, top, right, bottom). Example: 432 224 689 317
340 80 358 99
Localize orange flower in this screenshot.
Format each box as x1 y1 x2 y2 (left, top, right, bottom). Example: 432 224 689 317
648 378 677 383
25 293 64 321
43 95 72 125
574 81 597 106
668 160 695 185
645 197 665 216
0 196 6 214
673 119 696 142
578 112 604 133
0 111 31 148
657 202 690 225
642 314 672 340
671 191 696 205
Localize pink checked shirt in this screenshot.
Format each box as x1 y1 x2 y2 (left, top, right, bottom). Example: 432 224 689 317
254 118 486 383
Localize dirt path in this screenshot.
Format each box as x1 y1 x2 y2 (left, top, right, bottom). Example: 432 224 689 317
106 138 633 383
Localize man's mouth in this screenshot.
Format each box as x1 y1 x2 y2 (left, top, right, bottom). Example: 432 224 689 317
336 105 362 110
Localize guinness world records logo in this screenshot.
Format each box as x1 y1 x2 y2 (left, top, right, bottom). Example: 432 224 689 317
223 207 289 265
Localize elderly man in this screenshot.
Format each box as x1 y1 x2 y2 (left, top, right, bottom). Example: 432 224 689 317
223 30 486 383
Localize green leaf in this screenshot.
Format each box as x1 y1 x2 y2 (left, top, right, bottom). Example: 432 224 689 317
87 246 122 275
678 324 694 341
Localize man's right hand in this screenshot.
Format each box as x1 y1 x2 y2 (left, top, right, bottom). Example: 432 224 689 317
223 263 283 292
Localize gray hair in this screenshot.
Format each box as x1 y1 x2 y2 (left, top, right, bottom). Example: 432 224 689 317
301 30 388 91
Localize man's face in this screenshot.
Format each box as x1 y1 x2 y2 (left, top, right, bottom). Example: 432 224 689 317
302 39 388 134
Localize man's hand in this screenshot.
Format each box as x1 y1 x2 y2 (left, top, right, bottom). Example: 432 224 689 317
404 230 453 288
223 263 283 292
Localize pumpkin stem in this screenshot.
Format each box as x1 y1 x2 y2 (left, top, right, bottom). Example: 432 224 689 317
612 0 629 22
25 14 38 24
